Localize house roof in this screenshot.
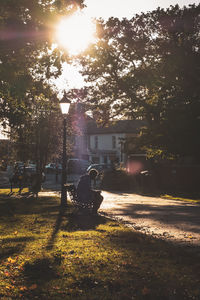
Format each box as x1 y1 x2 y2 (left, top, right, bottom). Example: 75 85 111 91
86 119 146 135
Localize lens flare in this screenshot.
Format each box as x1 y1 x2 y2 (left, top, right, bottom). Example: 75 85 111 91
55 12 95 55
127 161 143 175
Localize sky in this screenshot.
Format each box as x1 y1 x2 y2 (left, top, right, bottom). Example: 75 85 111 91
84 0 199 19
55 0 199 94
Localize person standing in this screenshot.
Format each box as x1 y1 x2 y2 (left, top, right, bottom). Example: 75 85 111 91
55 163 59 183
30 172 41 198
7 162 14 193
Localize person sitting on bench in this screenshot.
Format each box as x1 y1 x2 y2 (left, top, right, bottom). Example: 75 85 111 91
77 169 103 214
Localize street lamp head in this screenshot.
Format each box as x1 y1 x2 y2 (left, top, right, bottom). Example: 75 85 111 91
59 92 71 115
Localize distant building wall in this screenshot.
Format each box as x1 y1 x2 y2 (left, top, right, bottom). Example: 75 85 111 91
0 126 9 140
89 133 124 151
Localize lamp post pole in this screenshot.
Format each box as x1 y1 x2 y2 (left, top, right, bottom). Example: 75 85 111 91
119 138 125 164
59 92 71 209
61 116 67 207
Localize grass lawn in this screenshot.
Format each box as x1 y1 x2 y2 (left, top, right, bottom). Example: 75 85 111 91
161 193 200 203
0 189 200 300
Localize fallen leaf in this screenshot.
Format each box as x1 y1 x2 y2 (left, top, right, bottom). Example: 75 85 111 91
29 284 37 290
142 287 150 295
20 286 28 291
7 257 16 264
5 285 14 290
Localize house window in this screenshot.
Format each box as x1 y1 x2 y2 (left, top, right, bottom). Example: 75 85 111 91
95 136 98 149
112 136 116 149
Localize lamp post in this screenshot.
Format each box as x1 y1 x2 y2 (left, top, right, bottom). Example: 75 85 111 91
119 137 125 164
59 93 71 208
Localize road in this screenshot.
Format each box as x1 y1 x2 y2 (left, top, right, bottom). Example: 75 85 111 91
100 191 200 247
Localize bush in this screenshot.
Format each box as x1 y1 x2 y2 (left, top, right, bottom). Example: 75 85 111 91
101 169 132 191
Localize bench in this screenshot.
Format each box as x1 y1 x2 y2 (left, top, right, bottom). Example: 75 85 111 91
65 183 103 214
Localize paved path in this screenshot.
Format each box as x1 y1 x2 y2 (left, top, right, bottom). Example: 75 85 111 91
99 191 200 247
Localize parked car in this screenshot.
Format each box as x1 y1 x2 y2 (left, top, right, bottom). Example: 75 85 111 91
45 163 62 173
19 165 46 182
15 161 24 169
67 159 90 174
86 164 113 174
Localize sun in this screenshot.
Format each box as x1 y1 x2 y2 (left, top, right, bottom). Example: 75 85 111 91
55 12 96 55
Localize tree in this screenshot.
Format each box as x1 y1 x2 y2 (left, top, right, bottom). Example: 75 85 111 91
76 4 200 161
0 0 85 167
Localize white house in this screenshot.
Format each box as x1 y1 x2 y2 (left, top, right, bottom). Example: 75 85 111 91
0 125 9 140
73 118 145 165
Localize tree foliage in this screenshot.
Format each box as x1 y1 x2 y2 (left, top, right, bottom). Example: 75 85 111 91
0 0 85 166
76 4 200 160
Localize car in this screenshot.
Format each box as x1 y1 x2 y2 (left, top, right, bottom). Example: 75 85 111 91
14 161 24 169
45 163 62 173
67 159 90 174
19 165 46 182
86 164 113 174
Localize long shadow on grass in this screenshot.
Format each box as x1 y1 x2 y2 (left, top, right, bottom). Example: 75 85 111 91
103 228 200 299
46 211 108 250
0 193 60 218
0 237 35 262
0 192 62 254
22 257 60 290
63 213 107 232
46 209 64 250
109 229 200 265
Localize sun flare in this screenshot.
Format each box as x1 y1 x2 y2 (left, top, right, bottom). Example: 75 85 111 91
55 12 96 55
